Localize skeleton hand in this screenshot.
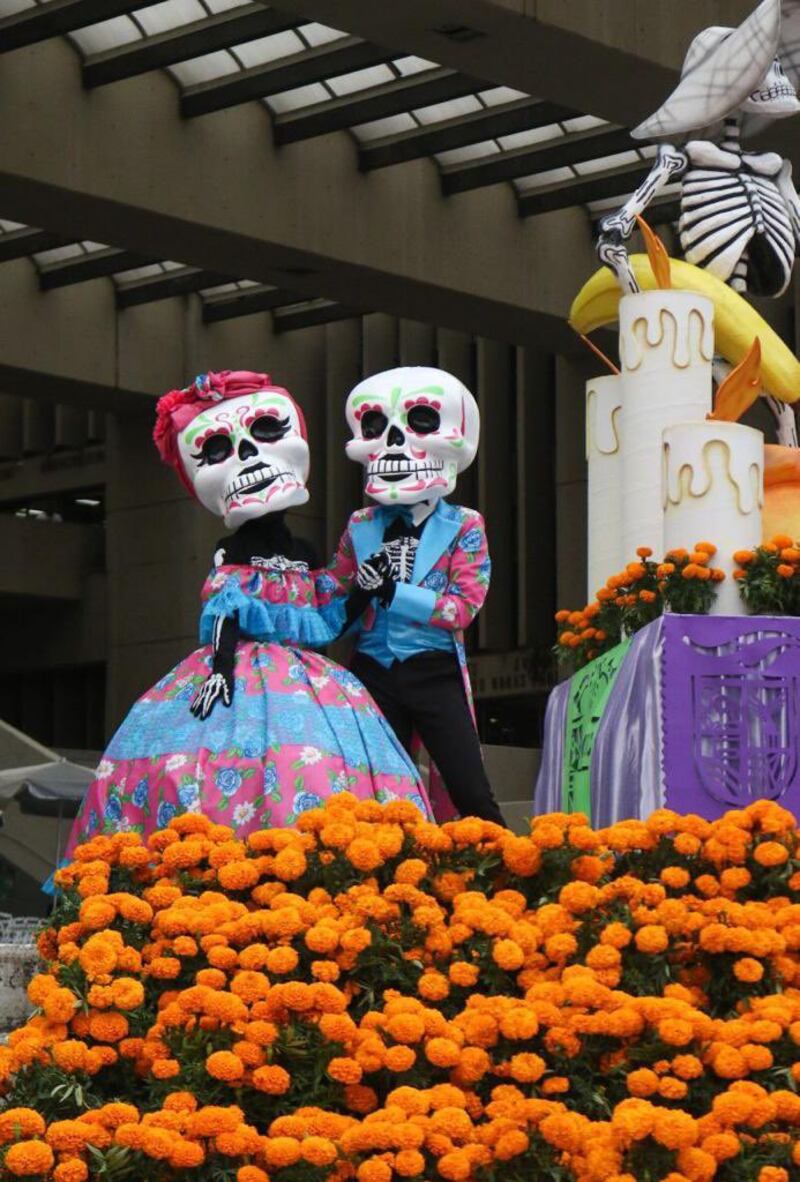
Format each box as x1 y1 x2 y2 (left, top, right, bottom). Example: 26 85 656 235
355 551 396 607
190 670 234 719
356 551 392 592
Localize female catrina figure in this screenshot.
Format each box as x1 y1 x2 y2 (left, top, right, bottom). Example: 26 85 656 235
64 370 431 855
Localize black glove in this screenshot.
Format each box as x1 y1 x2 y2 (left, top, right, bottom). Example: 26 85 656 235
357 551 396 608
191 614 237 719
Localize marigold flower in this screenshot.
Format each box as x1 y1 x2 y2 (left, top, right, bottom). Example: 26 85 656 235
753 841 789 866
206 1051 245 1083
252 1065 291 1094
635 925 669 954
328 1057 363 1084
626 1068 659 1097
357 1159 392 1182
0 1110 46 1142
54 1162 89 1182
5 1140 55 1176
493 1131 529 1161
88 1012 129 1043
448 962 479 987
425 1038 462 1068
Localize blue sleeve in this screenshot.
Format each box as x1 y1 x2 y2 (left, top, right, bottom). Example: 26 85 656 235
200 576 348 648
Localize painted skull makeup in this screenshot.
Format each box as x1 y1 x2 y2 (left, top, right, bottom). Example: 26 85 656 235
345 366 480 506
177 389 309 527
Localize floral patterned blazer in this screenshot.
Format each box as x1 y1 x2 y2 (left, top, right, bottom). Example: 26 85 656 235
314 500 491 648
315 500 491 821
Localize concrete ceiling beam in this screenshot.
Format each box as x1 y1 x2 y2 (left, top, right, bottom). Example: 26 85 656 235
0 37 595 350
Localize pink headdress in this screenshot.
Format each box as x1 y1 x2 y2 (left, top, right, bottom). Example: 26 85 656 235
153 370 307 495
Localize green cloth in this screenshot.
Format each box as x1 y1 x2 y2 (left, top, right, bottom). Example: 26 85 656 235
561 639 631 815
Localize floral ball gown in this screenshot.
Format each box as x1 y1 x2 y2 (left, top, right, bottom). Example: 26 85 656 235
65 525 431 857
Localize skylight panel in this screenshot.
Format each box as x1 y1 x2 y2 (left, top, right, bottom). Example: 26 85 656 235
479 86 529 105
205 0 252 11
412 94 482 124
0 0 34 16
562 114 609 132
394 56 438 76
573 150 642 175
33 244 85 266
352 114 419 142
514 165 576 194
134 0 207 36
497 124 565 151
113 263 167 283
436 140 499 167
265 82 331 114
69 16 141 54
232 30 306 68
299 22 346 47
327 64 396 97
170 49 240 85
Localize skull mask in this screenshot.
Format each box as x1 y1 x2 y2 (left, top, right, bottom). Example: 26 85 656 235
742 54 800 117
345 366 480 506
177 388 309 528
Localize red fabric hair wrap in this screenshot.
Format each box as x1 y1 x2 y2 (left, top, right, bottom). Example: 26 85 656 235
153 370 307 496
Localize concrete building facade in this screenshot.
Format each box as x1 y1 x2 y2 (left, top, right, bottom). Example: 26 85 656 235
0 0 797 829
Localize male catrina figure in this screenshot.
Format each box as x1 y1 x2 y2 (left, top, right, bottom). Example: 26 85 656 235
597 0 800 444
315 366 505 826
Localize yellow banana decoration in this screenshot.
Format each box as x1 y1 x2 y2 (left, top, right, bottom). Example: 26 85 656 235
569 255 800 404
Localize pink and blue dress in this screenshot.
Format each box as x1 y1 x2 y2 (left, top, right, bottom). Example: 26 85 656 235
64 558 431 858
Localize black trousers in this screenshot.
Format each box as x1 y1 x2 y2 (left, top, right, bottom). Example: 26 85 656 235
351 650 505 825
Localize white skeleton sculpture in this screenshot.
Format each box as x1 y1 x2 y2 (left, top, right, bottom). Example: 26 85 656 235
597 0 800 444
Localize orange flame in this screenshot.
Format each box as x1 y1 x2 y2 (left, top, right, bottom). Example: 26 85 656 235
635 215 671 289
708 338 762 423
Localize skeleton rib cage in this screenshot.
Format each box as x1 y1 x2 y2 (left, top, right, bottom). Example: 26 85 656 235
679 159 796 296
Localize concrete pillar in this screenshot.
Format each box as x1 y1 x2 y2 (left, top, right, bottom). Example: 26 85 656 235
437 328 477 510
477 338 514 652
363 314 399 375
281 326 327 562
0 396 23 461
104 410 213 731
517 348 556 648
23 401 54 456
399 320 436 365
324 319 363 558
54 404 88 451
555 356 590 611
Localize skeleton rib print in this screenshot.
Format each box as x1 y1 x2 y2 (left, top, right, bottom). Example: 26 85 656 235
679 168 795 292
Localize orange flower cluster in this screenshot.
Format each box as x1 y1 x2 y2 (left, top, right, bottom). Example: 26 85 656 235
0 795 799 1182
734 534 800 616
556 543 725 669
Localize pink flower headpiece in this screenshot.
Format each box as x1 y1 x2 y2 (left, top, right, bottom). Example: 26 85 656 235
153 370 307 496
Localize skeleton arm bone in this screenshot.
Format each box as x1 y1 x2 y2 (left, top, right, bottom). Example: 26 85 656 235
597 145 688 294
191 612 238 719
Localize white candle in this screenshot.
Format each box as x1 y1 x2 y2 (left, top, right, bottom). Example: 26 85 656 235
619 290 714 558
663 420 763 616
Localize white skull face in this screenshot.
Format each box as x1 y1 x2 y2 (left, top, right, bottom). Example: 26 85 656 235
345 366 479 506
742 55 800 117
177 390 309 527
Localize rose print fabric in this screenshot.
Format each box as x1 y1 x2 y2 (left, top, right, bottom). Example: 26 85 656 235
64 563 431 858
